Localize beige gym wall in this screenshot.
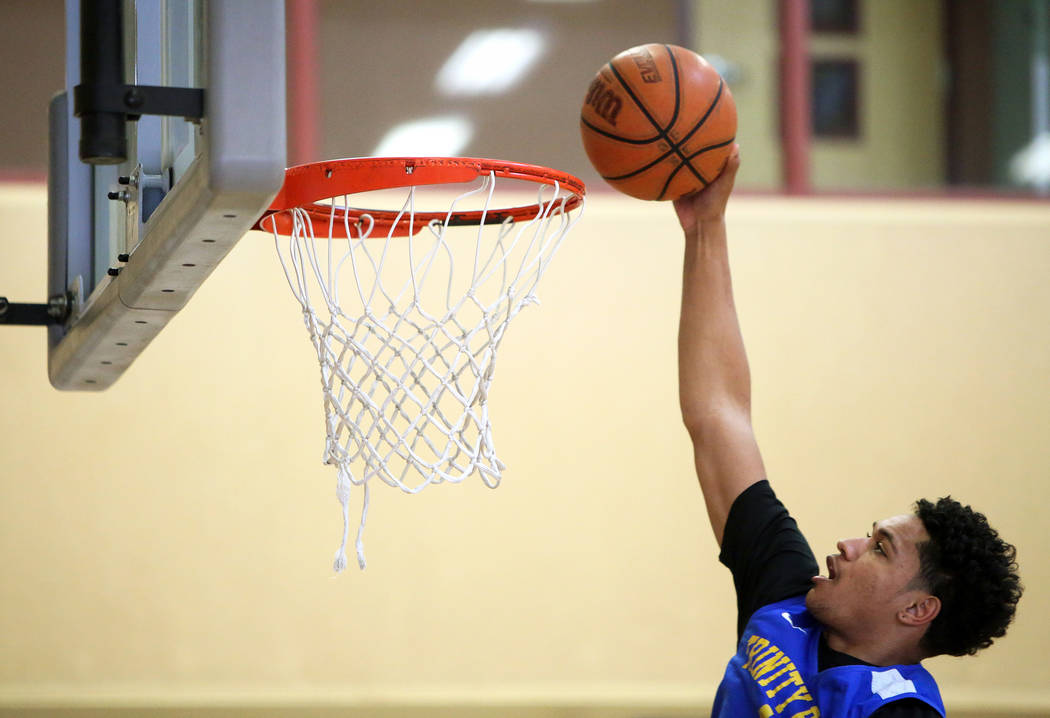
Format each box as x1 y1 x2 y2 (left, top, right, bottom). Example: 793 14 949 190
2 183 1048 716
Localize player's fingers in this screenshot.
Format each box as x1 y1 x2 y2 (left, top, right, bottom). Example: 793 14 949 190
716 144 741 185
726 143 741 173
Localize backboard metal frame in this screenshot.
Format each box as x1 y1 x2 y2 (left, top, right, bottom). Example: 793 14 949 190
48 0 286 390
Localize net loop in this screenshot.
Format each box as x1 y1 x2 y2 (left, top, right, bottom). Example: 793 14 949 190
260 158 585 571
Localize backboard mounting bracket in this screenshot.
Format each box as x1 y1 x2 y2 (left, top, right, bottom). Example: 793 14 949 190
74 83 205 123
0 294 72 326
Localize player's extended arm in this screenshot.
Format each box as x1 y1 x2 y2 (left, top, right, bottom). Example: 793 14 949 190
673 146 765 546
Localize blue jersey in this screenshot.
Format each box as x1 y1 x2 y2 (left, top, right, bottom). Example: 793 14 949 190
712 596 945 718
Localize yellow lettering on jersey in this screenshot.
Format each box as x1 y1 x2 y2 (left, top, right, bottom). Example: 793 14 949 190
756 662 793 687
741 636 771 672
742 635 819 717
766 669 804 698
752 652 792 681
775 683 814 713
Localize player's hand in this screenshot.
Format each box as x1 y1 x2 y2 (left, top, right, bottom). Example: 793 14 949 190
673 144 740 231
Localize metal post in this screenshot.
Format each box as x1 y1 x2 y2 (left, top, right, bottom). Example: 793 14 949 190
79 0 127 164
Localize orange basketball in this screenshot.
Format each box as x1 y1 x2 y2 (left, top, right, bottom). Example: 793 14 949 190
580 43 737 201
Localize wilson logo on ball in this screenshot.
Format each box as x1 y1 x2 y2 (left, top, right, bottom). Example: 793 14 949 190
631 49 662 83
583 77 623 126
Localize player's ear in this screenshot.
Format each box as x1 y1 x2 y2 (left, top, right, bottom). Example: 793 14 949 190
899 594 940 627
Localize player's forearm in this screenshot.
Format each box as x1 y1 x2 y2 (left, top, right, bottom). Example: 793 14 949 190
677 216 752 433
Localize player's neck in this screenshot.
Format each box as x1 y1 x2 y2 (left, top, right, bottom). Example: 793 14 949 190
823 626 926 667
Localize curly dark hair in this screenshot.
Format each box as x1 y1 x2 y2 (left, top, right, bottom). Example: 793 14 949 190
912 497 1022 657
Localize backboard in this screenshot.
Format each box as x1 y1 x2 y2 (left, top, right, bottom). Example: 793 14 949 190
47 0 286 389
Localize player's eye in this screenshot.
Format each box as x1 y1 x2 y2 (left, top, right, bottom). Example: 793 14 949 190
866 532 885 554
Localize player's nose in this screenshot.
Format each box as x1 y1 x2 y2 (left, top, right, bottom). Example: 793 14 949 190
836 536 866 560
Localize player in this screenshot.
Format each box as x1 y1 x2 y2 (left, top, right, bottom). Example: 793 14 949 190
672 145 1023 717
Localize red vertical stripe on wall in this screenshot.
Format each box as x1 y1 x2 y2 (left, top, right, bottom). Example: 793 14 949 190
780 0 811 194
287 0 320 166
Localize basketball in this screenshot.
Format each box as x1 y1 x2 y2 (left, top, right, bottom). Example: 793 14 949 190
580 43 737 201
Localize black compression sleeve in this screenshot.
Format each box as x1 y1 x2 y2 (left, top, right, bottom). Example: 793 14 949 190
718 480 820 639
869 698 943 717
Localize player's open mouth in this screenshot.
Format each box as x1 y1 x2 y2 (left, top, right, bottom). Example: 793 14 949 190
813 555 838 584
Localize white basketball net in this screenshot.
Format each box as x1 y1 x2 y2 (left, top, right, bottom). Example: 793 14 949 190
262 172 583 571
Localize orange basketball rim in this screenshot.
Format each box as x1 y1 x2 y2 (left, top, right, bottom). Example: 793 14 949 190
254 156 587 238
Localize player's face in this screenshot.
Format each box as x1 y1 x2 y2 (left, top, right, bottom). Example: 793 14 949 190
805 513 930 637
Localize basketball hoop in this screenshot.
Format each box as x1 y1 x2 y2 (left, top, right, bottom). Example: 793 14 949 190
255 157 586 571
